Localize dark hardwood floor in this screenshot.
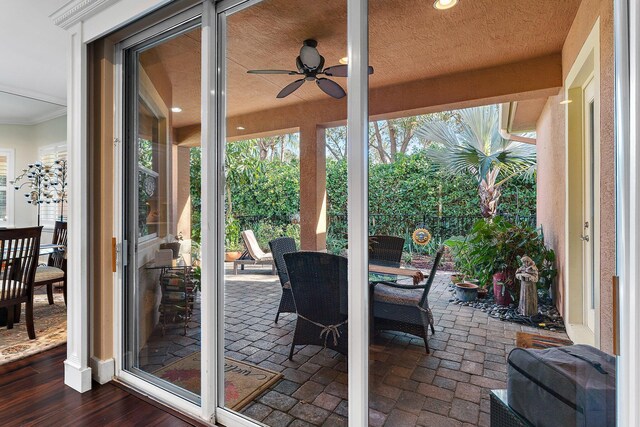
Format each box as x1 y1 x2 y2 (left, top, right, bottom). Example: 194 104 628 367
0 345 206 426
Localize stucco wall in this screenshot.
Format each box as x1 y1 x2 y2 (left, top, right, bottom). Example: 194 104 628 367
536 0 614 353
536 95 566 315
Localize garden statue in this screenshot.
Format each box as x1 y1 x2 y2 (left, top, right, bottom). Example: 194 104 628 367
516 256 539 316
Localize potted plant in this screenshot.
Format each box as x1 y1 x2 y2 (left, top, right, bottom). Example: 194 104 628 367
444 236 480 301
225 217 243 261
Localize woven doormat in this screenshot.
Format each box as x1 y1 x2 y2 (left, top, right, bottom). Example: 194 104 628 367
155 352 282 410
516 332 573 349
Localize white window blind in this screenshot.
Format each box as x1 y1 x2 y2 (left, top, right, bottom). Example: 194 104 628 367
40 144 67 227
0 150 14 226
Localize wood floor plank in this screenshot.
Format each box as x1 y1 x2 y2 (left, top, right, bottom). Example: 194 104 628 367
0 347 204 427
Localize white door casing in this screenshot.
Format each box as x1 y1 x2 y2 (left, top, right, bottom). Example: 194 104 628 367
583 77 597 333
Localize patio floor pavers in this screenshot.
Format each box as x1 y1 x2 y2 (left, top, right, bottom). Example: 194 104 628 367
140 263 570 426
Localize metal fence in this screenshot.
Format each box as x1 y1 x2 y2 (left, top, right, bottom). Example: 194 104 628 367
233 212 536 253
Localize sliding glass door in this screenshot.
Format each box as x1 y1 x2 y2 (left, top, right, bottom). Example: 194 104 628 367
119 5 205 407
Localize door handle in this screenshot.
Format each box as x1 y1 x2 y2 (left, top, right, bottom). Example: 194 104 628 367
580 234 590 242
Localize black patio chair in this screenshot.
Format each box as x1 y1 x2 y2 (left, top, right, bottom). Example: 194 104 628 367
0 227 43 339
372 245 445 354
284 252 348 360
369 235 405 263
268 237 298 323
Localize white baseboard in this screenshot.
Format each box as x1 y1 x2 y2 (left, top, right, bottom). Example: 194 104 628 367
64 359 93 392
90 356 115 384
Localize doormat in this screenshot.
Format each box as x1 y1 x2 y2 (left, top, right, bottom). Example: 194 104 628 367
0 294 67 365
516 332 573 349
154 352 283 411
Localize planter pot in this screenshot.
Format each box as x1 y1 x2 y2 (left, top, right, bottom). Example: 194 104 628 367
455 282 479 302
493 272 513 306
225 251 242 262
477 288 488 299
160 242 182 259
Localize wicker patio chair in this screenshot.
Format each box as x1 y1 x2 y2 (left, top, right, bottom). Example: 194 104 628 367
268 237 298 323
33 221 67 306
372 245 444 353
0 227 43 339
284 251 348 360
369 235 405 263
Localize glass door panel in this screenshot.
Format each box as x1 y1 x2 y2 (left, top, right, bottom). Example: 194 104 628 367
218 0 349 424
122 17 203 403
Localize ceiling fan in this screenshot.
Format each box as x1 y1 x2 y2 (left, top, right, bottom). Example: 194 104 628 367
246 39 374 99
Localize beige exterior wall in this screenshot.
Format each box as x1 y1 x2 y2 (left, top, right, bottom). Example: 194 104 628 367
536 0 615 353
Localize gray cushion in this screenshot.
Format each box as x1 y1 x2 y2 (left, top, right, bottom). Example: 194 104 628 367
373 284 422 306
35 266 65 283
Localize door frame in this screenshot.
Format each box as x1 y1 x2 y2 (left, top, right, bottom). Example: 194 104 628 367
111 2 214 421
564 18 601 347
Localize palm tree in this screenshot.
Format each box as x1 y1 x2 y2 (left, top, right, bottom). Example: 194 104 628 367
416 105 536 218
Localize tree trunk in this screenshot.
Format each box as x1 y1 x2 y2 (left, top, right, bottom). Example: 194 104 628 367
518 280 538 316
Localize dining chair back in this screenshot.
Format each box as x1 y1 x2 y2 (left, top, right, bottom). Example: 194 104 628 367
268 237 297 323
34 221 67 305
369 235 405 263
0 226 43 339
284 251 348 360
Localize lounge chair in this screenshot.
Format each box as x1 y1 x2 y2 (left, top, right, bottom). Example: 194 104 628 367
233 230 276 274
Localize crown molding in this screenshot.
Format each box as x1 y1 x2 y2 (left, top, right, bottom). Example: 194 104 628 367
0 107 67 126
50 0 118 30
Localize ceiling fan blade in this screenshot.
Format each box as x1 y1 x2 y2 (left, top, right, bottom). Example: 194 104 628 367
277 79 305 98
316 78 346 99
323 65 375 77
247 69 299 75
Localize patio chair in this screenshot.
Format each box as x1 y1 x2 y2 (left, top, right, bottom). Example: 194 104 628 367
33 221 67 306
268 237 298 323
369 235 405 263
372 245 444 354
0 227 43 339
284 252 348 360
233 230 276 274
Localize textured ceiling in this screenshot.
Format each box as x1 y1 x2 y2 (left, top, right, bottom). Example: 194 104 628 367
147 0 582 128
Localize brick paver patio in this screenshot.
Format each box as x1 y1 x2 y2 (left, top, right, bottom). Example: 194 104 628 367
141 263 570 426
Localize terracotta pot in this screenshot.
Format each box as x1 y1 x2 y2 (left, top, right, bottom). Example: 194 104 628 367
493 272 513 306
225 251 242 262
455 282 478 302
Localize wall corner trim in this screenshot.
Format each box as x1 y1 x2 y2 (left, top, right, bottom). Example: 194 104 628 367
50 0 117 30
90 356 115 384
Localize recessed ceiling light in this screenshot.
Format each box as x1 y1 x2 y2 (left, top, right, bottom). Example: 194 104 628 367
560 99 573 105
171 107 182 113
236 126 245 130
433 0 458 10
339 57 348 65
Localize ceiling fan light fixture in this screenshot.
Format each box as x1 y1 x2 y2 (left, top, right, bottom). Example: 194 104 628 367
339 56 348 65
300 40 322 69
433 0 458 10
